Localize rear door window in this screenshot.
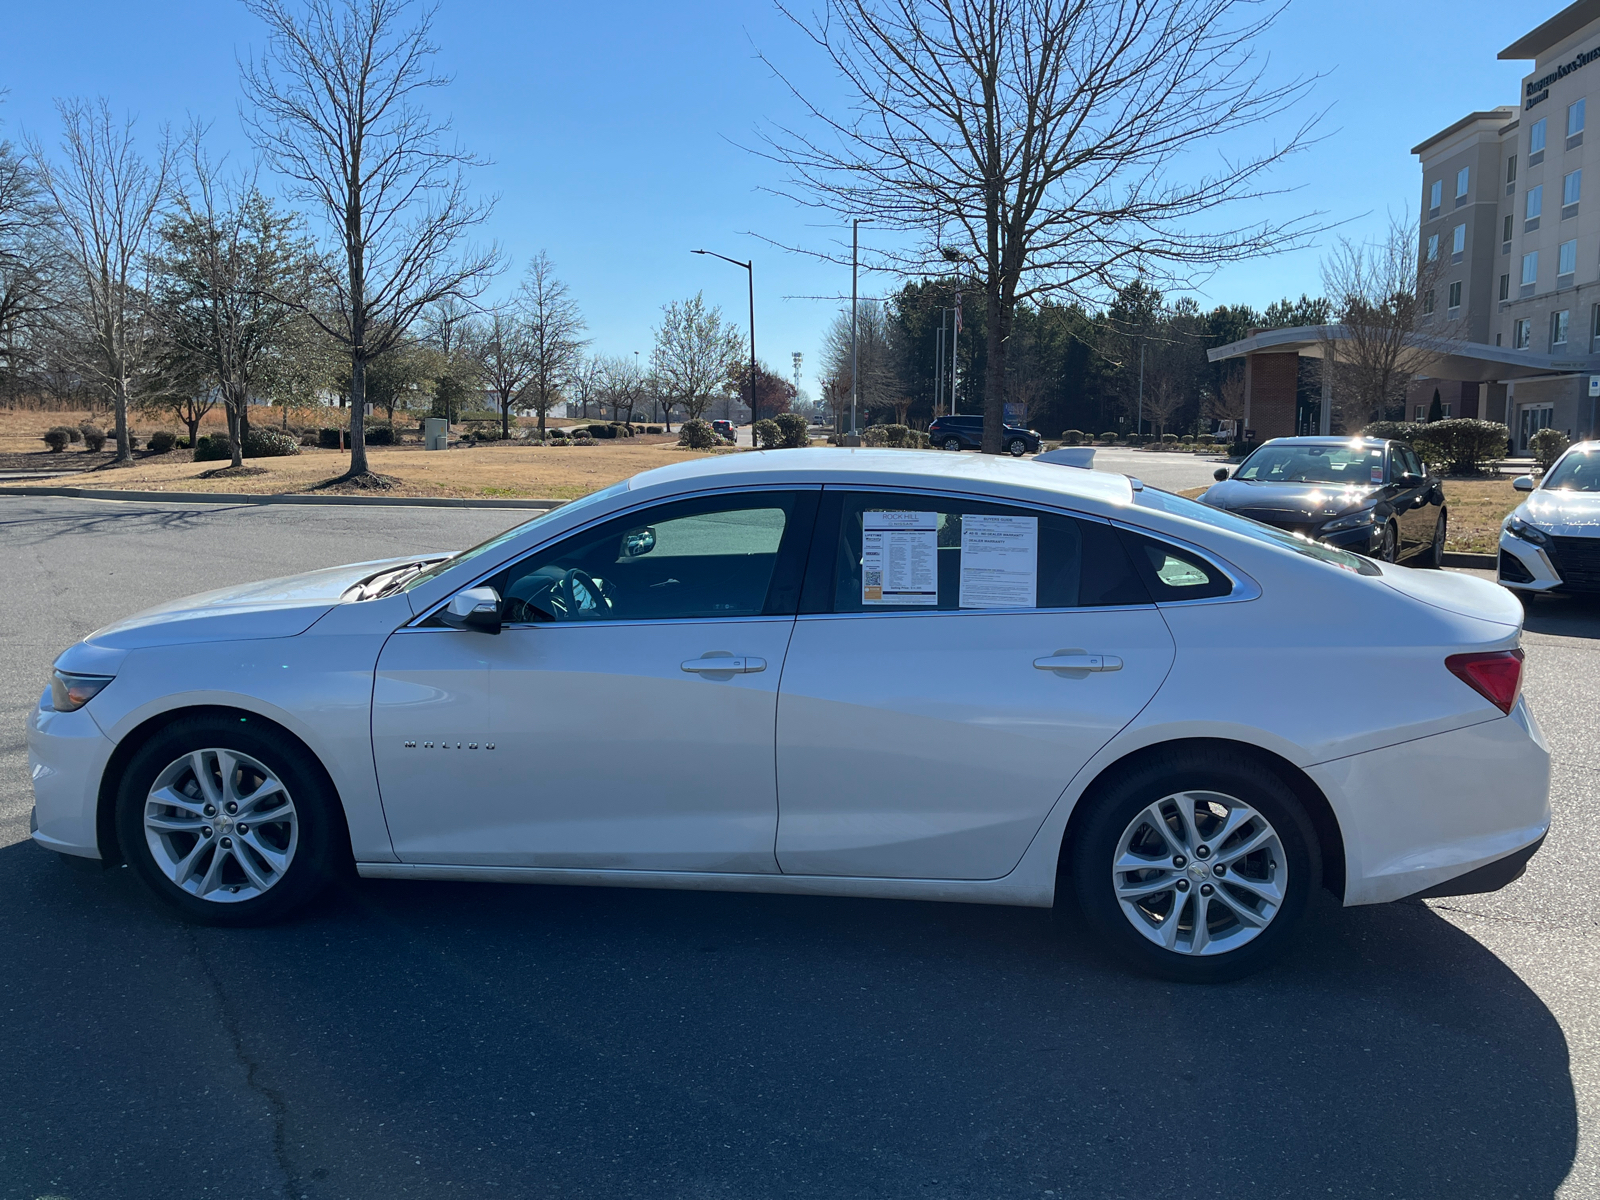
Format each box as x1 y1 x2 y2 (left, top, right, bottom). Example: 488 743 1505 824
805 491 1150 614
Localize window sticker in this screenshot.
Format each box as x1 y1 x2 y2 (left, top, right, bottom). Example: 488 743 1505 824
862 511 938 604
959 513 1038 608
1371 467 1384 482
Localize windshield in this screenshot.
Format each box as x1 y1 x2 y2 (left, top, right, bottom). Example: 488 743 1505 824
1235 443 1386 486
1542 449 1600 491
1134 487 1381 576
400 481 629 592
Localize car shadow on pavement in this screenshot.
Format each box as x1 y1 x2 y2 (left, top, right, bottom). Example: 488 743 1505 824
1522 591 1600 641
0 844 1577 1200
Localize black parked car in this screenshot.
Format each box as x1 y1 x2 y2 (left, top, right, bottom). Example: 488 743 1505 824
927 414 1042 456
1200 436 1447 565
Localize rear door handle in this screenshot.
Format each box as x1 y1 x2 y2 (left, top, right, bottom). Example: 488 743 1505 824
681 657 766 674
1034 653 1122 672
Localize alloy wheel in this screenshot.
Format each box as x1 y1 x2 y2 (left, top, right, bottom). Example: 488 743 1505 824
1380 522 1398 562
943 437 962 452
1007 439 1027 457
1109 790 1287 957
143 748 299 903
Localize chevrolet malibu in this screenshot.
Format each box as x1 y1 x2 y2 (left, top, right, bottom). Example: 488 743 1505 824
28 450 1549 982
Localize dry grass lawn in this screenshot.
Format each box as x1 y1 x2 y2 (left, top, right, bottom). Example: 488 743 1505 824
0 440 730 500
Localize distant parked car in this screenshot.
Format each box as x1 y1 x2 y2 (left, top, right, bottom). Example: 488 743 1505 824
711 420 736 442
1498 441 1600 597
1200 437 1446 565
927 414 1041 457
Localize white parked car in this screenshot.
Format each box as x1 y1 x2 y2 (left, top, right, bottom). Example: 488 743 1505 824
1498 441 1600 597
29 450 1549 982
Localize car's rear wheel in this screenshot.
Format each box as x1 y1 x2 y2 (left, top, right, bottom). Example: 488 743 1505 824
1007 437 1028 457
115 716 343 925
942 437 962 452
1067 749 1318 983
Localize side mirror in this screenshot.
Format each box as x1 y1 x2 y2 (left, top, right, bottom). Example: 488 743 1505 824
1513 475 1536 492
440 585 502 634
1397 471 1425 488
621 527 656 558
1213 467 1230 481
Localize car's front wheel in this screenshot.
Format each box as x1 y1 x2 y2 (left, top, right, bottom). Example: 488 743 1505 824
1067 748 1318 983
1421 512 1447 568
115 716 344 925
1006 438 1028 457
1378 520 1399 563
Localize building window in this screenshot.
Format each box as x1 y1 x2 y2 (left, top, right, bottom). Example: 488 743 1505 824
1515 318 1532 348
1531 117 1547 164
1591 304 1600 350
1553 309 1571 346
1456 166 1470 204
1451 224 1466 262
1503 213 1514 248
1527 184 1543 230
1560 238 1578 279
1427 233 1439 262
1422 289 1435 315
1429 179 1442 217
1500 273 1511 301
1414 405 1426 421
1569 98 1587 148
1522 250 1539 293
1508 154 1518 195
1448 281 1462 311
1564 169 1582 219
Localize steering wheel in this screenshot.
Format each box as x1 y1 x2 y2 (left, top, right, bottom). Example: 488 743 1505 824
550 568 612 621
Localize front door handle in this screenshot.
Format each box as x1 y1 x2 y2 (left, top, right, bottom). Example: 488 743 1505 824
1034 653 1122 672
681 656 767 674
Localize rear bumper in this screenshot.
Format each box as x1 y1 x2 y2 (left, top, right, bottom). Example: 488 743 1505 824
1403 832 1546 900
1308 699 1551 906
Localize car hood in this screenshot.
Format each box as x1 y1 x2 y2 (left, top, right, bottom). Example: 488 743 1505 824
1513 489 1600 534
80 556 426 651
1375 564 1523 628
1203 479 1380 521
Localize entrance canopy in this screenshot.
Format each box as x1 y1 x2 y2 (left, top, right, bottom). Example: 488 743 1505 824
1206 325 1600 383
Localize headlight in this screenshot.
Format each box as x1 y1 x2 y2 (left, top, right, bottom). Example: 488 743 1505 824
1505 516 1551 547
49 671 114 712
1321 508 1376 533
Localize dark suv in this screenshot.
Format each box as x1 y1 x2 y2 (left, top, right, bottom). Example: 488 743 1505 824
927 414 1041 457
711 420 736 442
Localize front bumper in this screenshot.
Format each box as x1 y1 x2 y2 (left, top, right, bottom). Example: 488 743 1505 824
1319 523 1383 555
1308 698 1551 906
1498 527 1600 593
27 694 117 860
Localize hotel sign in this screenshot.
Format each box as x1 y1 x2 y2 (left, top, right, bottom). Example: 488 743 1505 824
1526 45 1600 109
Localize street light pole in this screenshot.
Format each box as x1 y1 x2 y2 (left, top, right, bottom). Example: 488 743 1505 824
692 249 758 427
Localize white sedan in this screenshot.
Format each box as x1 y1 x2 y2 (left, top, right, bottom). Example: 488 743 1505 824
1498 441 1600 597
28 450 1549 982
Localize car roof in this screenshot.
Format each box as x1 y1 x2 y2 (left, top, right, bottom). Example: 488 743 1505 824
1256 436 1390 447
622 447 1134 508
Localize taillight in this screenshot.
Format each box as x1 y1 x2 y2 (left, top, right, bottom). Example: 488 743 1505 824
1445 649 1525 714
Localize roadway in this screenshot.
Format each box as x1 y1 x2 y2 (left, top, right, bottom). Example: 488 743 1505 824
0 491 1592 1199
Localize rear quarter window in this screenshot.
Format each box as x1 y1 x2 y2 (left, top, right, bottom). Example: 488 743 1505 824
1118 530 1233 602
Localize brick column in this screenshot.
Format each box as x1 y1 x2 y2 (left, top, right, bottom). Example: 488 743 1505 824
1243 352 1299 441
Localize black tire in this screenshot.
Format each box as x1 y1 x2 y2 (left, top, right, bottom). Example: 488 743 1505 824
1007 438 1028 457
1420 511 1447 568
115 715 345 926
1378 521 1399 563
942 437 963 452
1066 747 1319 983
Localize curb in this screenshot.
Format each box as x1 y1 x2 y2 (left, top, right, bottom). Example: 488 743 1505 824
1442 551 1497 569
0 485 565 511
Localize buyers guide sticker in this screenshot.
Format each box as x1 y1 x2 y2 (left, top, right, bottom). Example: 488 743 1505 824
862 511 938 604
959 513 1038 608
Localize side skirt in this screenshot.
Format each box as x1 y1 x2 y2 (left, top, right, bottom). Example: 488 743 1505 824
356 862 1054 908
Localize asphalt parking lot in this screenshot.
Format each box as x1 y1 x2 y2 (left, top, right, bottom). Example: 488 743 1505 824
0 493 1596 1200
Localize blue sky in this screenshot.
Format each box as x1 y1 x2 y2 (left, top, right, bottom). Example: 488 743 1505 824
4 0 1539 398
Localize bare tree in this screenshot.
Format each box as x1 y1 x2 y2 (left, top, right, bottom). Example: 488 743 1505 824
419 296 481 423
241 0 501 482
1205 368 1246 437
1320 213 1458 426
569 354 603 420
519 252 587 437
653 292 740 429
597 353 647 424
28 99 174 462
822 300 895 423
763 0 1319 454
0 103 59 394
151 134 312 466
476 303 537 439
1142 374 1183 437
